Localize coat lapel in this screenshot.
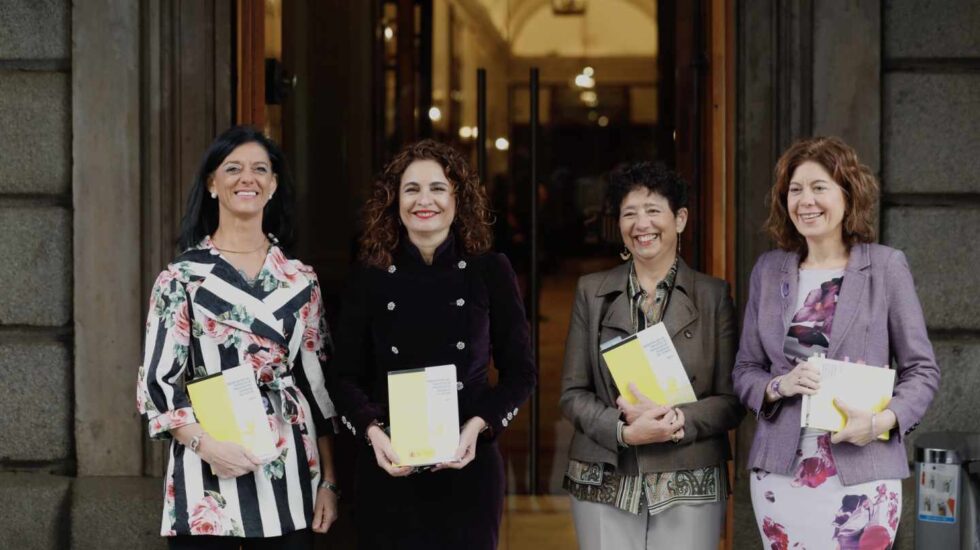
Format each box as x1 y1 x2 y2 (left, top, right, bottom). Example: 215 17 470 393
663 259 698 338
827 243 870 358
597 263 633 335
593 263 630 397
189 242 308 350
779 250 801 333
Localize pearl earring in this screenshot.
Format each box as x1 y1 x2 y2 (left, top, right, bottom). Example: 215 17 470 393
210 191 217 199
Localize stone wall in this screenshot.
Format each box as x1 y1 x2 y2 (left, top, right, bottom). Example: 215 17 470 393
0 0 74 547
881 2 980 547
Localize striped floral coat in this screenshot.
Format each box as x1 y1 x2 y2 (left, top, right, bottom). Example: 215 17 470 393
136 236 336 538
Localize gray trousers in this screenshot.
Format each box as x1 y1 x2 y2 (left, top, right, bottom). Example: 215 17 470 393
569 496 726 550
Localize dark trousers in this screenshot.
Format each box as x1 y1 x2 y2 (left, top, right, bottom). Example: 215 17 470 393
168 528 313 550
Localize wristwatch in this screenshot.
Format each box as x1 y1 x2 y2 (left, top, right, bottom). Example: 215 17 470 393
319 479 341 498
189 433 205 453
768 377 783 400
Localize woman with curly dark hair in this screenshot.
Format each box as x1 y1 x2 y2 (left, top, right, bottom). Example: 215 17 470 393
733 137 939 548
328 139 536 549
560 161 743 549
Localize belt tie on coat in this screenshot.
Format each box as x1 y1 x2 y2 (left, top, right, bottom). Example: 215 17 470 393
255 366 302 425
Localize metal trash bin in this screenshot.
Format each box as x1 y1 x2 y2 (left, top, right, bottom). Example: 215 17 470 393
914 432 980 550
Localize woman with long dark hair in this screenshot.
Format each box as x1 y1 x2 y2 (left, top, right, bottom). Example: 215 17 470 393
328 139 536 549
137 126 339 549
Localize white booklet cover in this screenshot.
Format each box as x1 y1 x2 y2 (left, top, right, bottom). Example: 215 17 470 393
800 355 896 440
186 365 279 461
600 322 697 406
388 364 460 467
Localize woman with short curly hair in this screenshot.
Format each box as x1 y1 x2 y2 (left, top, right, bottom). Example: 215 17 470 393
560 161 743 549
734 136 939 548
328 139 536 549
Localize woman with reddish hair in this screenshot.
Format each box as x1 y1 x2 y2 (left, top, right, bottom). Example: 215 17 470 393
733 136 939 548
328 139 536 549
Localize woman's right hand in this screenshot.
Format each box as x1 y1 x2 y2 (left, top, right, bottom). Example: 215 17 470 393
197 436 264 479
616 383 672 424
622 406 685 445
772 360 821 399
366 424 412 477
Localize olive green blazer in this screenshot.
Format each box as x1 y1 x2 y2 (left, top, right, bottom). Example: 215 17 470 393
560 258 744 473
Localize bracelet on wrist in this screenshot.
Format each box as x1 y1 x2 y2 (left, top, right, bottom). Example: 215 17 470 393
189 432 205 453
319 479 341 498
616 420 629 448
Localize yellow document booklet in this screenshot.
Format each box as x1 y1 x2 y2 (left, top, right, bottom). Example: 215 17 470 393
600 322 697 406
800 355 895 441
388 364 460 467
186 365 278 461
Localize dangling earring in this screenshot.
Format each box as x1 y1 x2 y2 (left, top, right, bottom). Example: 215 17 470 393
677 232 682 254
210 191 217 199
619 247 632 261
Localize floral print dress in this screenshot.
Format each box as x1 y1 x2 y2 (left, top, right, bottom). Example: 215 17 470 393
136 237 336 538
750 269 901 550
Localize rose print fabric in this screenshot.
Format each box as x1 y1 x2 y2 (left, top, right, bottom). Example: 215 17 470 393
751 430 901 550
137 236 336 538
783 269 843 363
750 268 901 549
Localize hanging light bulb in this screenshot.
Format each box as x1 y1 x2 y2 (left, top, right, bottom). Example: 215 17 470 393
494 137 510 151
579 90 598 107
428 106 442 122
574 72 595 89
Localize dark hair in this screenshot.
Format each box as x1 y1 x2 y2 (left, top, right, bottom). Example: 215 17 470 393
177 126 295 252
765 136 878 255
359 139 493 268
606 161 689 218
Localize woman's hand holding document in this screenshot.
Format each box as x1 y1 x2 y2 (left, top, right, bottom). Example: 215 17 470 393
799 355 897 445
616 383 686 445
601 322 697 406
387 364 461 468
186 365 278 477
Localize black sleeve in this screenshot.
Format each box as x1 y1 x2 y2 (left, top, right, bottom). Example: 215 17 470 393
471 253 537 437
325 268 386 442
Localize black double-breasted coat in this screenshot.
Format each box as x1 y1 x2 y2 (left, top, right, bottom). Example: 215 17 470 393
328 235 536 549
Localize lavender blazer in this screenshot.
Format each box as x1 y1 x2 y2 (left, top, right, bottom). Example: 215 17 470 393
732 243 940 485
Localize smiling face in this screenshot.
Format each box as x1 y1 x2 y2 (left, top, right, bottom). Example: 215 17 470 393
398 159 456 244
208 142 277 221
619 187 687 264
786 160 847 245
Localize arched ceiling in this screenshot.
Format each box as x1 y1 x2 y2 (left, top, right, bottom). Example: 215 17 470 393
468 0 658 57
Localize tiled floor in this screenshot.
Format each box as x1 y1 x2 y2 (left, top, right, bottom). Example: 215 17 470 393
499 495 578 550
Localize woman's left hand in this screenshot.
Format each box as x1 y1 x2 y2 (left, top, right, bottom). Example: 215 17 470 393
311 485 338 533
830 399 897 446
433 416 486 471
